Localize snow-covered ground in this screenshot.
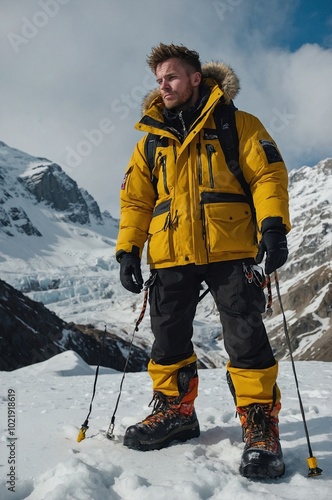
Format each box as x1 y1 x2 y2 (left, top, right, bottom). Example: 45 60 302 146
1 352 331 500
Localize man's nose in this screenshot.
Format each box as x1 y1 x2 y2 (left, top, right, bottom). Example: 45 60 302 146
160 79 170 90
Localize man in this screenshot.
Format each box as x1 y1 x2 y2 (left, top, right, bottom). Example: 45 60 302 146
116 43 290 480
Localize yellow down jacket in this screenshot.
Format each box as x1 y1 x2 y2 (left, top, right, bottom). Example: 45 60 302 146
116 62 291 268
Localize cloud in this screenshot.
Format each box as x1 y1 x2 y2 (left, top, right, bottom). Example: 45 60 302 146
273 43 332 166
0 0 331 217
227 42 332 169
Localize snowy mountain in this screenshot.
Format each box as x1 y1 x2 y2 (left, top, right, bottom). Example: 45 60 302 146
0 141 331 367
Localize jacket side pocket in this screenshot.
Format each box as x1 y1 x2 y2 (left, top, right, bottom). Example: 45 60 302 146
147 199 173 264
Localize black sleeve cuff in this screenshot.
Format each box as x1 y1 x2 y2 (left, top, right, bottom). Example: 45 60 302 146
116 250 127 263
116 245 141 263
261 217 286 234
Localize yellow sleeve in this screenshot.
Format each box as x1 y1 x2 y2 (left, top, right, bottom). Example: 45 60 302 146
116 137 157 258
236 111 291 233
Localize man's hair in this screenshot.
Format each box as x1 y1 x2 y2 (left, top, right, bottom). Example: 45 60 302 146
147 43 202 74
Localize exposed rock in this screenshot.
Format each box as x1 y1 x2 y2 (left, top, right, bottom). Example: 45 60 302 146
8 207 42 236
0 279 149 372
20 163 92 225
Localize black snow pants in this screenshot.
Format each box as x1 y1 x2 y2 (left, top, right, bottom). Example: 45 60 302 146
148 258 276 370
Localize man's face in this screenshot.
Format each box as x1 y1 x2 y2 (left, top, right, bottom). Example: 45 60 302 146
155 58 201 110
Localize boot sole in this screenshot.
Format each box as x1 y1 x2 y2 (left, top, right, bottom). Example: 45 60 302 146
240 460 285 480
123 421 200 451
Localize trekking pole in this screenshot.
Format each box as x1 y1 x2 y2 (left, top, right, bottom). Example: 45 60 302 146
106 273 156 440
77 274 155 442
77 326 107 442
274 271 322 477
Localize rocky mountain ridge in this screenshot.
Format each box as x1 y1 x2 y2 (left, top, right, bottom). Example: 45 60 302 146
0 141 117 236
0 278 149 371
265 159 332 361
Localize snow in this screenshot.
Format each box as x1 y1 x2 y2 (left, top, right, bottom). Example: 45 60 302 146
1 351 331 500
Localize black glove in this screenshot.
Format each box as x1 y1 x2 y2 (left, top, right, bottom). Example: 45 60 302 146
119 253 143 294
256 228 288 275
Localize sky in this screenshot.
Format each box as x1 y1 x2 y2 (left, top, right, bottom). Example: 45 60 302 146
1 0 332 218
1 352 331 499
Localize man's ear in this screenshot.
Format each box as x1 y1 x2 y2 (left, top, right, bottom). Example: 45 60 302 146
192 72 202 87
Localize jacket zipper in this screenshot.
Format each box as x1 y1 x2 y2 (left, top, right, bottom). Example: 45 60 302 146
196 143 203 185
206 144 216 188
161 156 170 194
173 144 177 163
178 111 188 139
200 201 206 240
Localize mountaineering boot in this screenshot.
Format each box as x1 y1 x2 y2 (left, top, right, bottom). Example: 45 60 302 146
123 391 200 451
237 402 285 479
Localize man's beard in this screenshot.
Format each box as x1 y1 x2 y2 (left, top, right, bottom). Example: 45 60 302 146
165 86 195 112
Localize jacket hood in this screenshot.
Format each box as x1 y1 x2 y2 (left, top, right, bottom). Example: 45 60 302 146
142 61 240 114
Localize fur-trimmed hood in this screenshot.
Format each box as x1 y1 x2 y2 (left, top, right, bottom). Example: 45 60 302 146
142 61 240 114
